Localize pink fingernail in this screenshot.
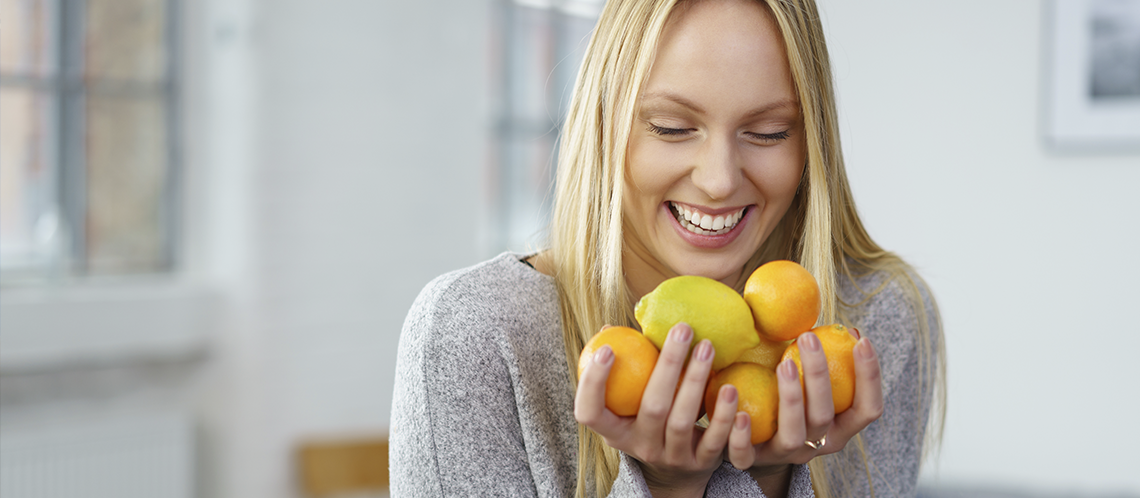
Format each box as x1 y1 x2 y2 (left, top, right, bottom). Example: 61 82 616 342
779 359 798 381
735 412 749 430
671 323 693 343
856 338 876 360
722 384 737 403
851 327 861 339
697 340 714 362
800 332 821 352
595 345 614 365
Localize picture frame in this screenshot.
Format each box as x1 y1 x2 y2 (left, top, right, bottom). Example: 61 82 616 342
1045 0 1140 151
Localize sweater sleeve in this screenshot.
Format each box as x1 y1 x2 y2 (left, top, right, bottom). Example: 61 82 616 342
826 272 940 497
389 271 541 497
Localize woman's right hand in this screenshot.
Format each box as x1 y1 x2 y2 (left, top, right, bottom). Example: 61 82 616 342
575 322 741 498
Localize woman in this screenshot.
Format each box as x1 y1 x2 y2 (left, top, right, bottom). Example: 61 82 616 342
390 0 944 496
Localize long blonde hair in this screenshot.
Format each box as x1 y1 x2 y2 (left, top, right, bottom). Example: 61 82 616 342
546 0 946 496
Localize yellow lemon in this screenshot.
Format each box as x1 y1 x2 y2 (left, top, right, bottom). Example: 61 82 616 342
635 276 759 371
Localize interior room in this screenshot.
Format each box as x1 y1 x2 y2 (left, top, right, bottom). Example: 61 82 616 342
1 0 1138 497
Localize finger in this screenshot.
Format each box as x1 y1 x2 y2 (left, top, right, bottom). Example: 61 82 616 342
637 323 693 427
833 338 883 440
672 341 716 463
726 411 755 470
574 345 624 438
797 332 835 442
764 358 807 459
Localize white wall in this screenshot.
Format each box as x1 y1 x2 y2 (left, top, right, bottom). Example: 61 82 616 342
818 1 1140 494
187 0 490 496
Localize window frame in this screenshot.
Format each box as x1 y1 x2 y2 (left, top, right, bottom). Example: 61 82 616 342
0 0 183 281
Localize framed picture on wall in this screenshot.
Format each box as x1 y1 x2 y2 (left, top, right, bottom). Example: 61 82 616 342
1045 0 1140 150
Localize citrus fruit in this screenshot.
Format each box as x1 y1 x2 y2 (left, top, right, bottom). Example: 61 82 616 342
743 260 821 342
578 326 660 416
735 335 793 370
704 362 779 444
780 323 858 413
635 276 760 371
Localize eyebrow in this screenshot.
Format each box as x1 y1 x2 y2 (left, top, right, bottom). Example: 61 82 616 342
639 92 799 118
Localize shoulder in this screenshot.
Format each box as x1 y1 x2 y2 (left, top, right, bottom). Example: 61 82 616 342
405 252 560 336
836 262 941 391
836 263 938 338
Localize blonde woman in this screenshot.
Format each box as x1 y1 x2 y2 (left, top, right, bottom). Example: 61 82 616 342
390 0 944 496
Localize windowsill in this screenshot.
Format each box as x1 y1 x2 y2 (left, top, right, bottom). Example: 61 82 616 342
0 280 218 373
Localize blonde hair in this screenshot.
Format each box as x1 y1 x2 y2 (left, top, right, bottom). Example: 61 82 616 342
546 0 946 496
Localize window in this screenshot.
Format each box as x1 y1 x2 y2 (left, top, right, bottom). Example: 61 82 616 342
0 0 179 281
487 0 601 253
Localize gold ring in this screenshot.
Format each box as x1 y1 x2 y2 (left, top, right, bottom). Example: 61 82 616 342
804 435 826 450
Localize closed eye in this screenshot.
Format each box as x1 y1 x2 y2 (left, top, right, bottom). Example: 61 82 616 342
745 130 791 142
647 123 693 136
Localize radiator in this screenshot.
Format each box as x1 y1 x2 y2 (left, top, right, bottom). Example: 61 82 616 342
0 411 194 498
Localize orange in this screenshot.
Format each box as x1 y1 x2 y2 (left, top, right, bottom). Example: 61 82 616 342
734 335 793 370
704 363 779 444
743 260 821 342
578 326 660 416
780 323 858 414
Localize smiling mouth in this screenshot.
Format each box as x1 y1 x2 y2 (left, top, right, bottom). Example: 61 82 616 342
669 201 748 236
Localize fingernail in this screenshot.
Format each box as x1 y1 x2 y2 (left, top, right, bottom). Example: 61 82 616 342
595 345 614 365
799 332 821 352
779 359 798 381
851 327 861 339
722 384 737 403
855 338 876 360
735 412 749 430
697 339 714 362
671 323 693 343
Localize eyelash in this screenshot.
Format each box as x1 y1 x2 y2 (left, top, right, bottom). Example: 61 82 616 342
647 124 691 136
647 123 791 142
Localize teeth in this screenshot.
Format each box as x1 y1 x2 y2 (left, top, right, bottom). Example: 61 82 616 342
669 202 746 236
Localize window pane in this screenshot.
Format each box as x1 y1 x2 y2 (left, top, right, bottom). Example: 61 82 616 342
86 0 166 83
0 0 55 77
85 94 169 274
0 87 57 272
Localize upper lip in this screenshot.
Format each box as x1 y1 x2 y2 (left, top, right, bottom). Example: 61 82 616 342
667 201 750 215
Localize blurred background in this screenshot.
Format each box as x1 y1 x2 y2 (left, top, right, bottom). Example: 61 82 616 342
1 0 1137 497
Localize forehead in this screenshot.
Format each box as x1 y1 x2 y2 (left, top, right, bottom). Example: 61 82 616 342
642 0 796 112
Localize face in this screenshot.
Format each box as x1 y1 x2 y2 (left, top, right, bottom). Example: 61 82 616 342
622 0 806 297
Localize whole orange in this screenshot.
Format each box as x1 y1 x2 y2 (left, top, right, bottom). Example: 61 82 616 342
734 335 793 370
704 363 779 444
578 326 660 416
743 260 821 342
780 323 858 413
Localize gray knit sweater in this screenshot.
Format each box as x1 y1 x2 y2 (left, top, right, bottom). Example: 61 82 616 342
390 252 938 497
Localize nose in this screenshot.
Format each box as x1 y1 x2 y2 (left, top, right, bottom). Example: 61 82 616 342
690 133 741 201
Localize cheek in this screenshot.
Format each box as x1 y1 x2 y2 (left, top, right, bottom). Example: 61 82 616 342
625 138 678 209
746 147 804 202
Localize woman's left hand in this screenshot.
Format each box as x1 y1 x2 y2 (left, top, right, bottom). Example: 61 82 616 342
725 332 884 474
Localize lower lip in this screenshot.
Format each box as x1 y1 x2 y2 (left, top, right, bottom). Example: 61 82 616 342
665 203 751 249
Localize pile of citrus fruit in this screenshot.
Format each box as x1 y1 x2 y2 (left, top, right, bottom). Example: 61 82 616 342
578 260 858 444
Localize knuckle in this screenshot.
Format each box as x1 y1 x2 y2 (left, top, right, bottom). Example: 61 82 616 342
639 402 670 421
867 403 885 420
807 413 833 429
773 439 798 454
666 419 692 436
